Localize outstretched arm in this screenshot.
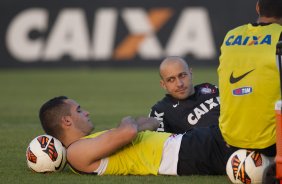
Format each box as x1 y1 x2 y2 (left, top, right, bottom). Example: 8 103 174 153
67 116 138 173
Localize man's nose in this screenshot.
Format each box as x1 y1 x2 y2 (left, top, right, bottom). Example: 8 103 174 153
176 78 184 86
84 111 89 116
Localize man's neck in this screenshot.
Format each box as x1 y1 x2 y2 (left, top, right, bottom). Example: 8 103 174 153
62 132 86 148
257 16 282 25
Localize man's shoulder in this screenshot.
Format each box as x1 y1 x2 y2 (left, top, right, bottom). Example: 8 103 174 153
226 24 249 34
151 95 175 110
195 82 217 88
226 23 282 35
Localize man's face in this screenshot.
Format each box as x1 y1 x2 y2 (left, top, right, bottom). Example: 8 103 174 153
160 62 194 100
65 99 94 135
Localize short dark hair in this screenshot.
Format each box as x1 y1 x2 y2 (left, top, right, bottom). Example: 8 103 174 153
258 0 282 18
39 96 70 138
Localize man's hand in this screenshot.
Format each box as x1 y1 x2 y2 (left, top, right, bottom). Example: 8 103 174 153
135 117 160 132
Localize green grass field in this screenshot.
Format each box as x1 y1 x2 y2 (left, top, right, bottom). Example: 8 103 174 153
0 67 232 184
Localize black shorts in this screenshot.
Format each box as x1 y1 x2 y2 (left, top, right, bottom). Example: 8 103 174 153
177 125 237 175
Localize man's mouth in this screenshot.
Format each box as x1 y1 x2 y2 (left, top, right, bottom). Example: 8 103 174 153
176 88 186 93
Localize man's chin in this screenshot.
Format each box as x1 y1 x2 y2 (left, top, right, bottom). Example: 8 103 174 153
177 93 189 100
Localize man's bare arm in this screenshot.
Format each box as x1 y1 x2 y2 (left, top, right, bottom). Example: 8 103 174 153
67 116 138 173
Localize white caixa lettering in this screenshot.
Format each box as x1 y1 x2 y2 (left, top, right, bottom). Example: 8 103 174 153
6 7 216 62
187 98 219 125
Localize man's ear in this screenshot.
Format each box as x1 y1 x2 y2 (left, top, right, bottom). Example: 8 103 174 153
160 80 167 90
61 115 72 128
256 1 260 15
189 68 193 76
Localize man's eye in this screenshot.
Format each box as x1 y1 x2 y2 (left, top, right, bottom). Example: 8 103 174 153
167 78 174 82
180 73 188 78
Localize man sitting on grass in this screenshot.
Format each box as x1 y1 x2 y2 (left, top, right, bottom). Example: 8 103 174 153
149 56 220 134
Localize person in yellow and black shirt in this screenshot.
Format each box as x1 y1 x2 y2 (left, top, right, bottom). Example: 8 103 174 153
218 0 282 156
39 96 234 175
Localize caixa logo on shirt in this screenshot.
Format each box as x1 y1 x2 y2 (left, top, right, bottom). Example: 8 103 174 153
225 34 271 46
232 87 252 96
187 97 219 125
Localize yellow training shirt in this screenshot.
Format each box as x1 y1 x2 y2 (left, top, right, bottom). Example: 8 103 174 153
218 23 282 149
84 130 171 175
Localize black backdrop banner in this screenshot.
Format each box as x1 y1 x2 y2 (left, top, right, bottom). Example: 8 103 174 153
0 0 257 68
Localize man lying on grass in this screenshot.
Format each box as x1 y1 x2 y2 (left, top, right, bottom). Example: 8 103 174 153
39 96 235 175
